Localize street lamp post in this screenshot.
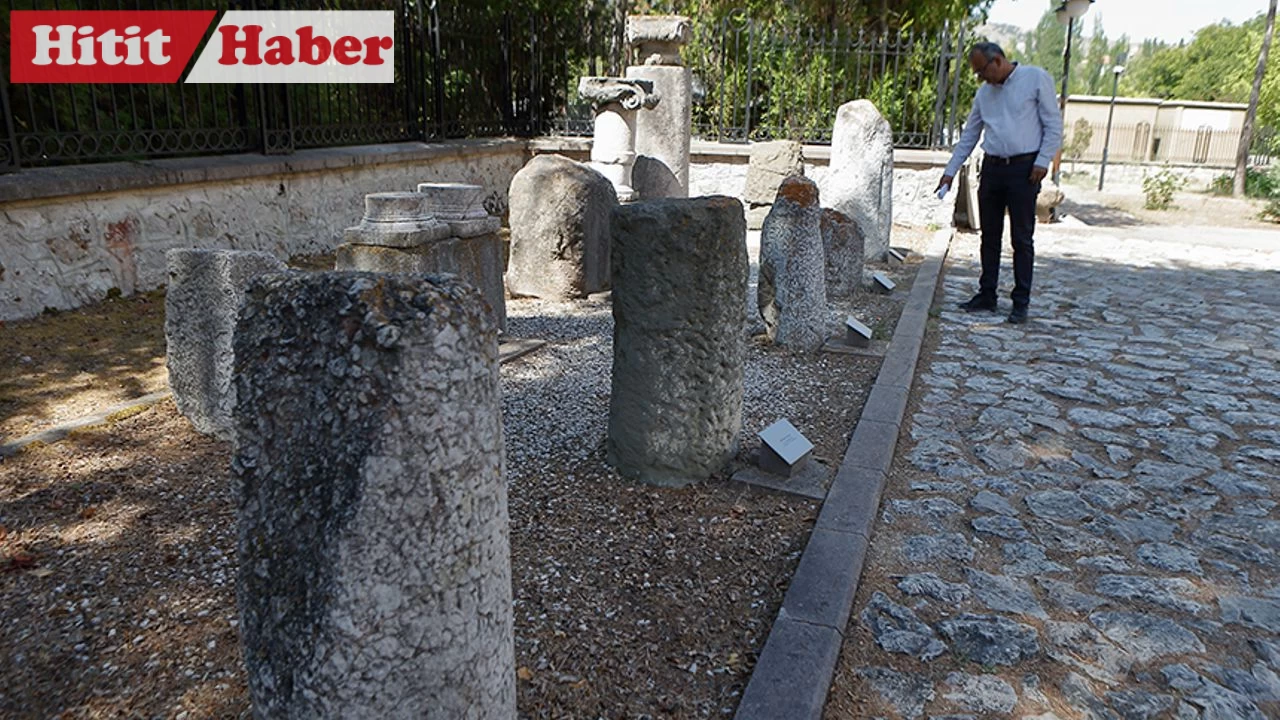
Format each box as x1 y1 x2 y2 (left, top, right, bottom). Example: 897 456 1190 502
1051 0 1094 185
1098 63 1125 191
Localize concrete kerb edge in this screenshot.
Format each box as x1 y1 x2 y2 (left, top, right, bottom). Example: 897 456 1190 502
733 227 953 720
0 390 173 458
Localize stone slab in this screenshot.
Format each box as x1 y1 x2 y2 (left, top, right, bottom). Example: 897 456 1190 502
0 390 172 457
732 461 833 501
816 464 887 536
781 527 871 630
733 616 844 720
860 383 911 428
821 339 889 358
841 420 901 476
498 338 547 364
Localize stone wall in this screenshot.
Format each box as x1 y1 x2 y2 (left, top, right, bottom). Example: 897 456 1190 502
0 141 526 322
1 138 953 322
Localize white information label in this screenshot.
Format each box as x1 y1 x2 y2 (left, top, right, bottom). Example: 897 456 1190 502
873 272 896 291
845 315 873 340
758 418 814 466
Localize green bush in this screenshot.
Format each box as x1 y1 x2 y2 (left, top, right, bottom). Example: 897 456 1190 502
1142 167 1186 210
1261 197 1280 223
1209 166 1280 198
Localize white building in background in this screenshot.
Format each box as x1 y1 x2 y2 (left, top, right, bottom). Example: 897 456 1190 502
1062 95 1248 166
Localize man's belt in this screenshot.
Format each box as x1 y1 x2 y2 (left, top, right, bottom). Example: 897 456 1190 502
984 152 1039 165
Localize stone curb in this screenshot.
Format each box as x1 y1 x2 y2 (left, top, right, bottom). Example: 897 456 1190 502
734 228 953 720
0 390 172 458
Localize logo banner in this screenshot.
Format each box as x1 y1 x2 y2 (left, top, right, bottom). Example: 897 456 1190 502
10 10 217 83
185 11 396 84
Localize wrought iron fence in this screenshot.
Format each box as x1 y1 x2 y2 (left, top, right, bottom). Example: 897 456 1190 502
546 13 972 148
1 1 970 172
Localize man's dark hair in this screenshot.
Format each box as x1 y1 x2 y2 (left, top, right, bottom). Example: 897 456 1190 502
970 42 1006 61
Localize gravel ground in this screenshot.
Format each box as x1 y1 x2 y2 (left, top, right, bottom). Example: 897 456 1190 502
0 239 925 718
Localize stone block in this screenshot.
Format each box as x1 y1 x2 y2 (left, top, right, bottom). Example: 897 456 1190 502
781 527 870 630
164 248 287 441
1037 181 1066 222
608 196 747 487
506 154 617 300
821 207 864 299
744 141 804 206
759 176 829 351
823 100 894 261
734 615 843 720
334 234 507 332
233 271 512 719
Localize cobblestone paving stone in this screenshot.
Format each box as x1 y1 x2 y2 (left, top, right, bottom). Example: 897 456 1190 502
845 227 1280 719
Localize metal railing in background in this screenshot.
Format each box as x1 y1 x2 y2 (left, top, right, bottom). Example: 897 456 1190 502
1061 120 1273 168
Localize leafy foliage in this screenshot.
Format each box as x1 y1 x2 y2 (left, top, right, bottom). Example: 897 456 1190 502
1141 166 1186 210
1211 166 1280 198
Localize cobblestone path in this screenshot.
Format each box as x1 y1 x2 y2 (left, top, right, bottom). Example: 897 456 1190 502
840 226 1280 718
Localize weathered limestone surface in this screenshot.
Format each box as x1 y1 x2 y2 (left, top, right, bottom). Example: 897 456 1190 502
233 272 513 720
744 141 805 206
824 100 894 261
821 207 864 299
608 196 747 486
626 15 693 199
164 248 287 441
334 236 506 332
1037 181 1066 223
416 182 502 237
505 155 617 300
339 189 506 331
758 176 829 350
579 77 660 203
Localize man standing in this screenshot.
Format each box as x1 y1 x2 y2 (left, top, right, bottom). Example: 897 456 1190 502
938 42 1062 324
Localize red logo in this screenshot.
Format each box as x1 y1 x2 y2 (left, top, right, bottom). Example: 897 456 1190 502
10 11 216 83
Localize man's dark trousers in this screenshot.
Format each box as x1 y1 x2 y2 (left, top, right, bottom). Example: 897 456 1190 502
976 153 1040 310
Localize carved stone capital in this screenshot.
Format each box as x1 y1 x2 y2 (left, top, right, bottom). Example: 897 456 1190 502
578 77 660 112
626 15 692 66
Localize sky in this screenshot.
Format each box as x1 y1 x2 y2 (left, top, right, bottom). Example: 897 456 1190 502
985 0 1268 44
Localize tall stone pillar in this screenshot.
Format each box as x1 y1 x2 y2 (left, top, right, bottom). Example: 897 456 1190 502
165 248 288 441
579 77 660 203
608 196 747 487
233 272 513 720
625 15 693 199
759 176 829 351
824 99 894 261
334 190 506 331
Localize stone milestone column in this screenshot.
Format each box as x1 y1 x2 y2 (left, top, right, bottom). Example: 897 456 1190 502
165 248 288 441
579 76 660 203
335 189 507 331
625 15 694 199
823 99 894 261
233 272 513 720
608 196 748 487
758 176 829 351
506 155 618 300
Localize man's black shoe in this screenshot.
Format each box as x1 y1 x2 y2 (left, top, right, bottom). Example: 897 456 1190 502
1006 306 1029 324
958 295 997 312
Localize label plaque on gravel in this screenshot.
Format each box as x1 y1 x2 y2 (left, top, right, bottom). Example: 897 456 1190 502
759 418 814 477
845 316 873 348
872 272 896 293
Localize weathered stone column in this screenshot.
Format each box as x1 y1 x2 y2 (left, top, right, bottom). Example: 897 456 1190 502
165 248 287 441
334 190 507 331
821 207 865 299
233 272 513 720
579 76 660 203
625 15 693 199
608 196 747 487
506 155 618 300
823 99 894 261
759 176 830 351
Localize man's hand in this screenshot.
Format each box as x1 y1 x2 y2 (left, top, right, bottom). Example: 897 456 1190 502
1029 165 1048 185
936 174 954 192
